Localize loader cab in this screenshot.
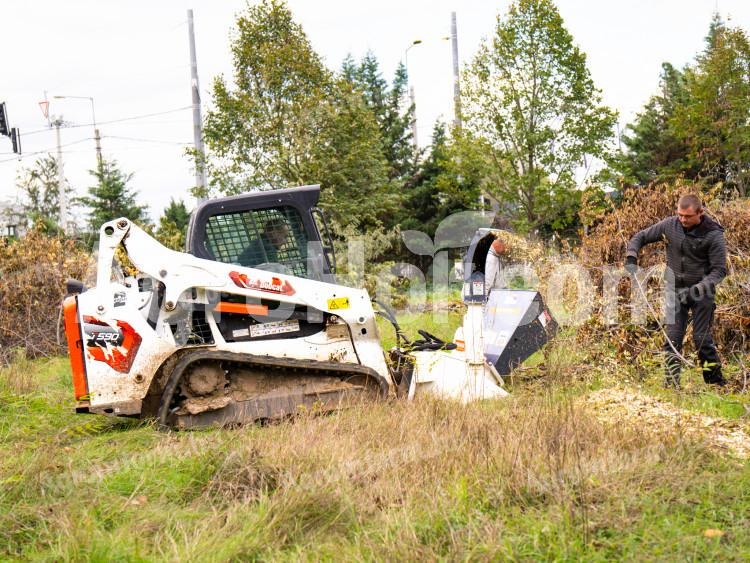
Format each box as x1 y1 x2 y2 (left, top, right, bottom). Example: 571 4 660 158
186 185 337 282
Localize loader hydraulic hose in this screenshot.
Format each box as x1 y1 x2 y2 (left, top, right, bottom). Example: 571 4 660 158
410 329 457 352
372 298 410 347
372 300 457 352
156 353 196 431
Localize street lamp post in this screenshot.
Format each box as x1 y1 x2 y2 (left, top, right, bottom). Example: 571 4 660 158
404 39 422 147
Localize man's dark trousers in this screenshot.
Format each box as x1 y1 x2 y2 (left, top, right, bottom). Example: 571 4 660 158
665 294 723 386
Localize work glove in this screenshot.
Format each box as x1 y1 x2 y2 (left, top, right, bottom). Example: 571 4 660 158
624 256 638 274
676 287 690 305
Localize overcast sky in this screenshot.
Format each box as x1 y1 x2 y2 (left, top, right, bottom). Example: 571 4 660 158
1 0 748 222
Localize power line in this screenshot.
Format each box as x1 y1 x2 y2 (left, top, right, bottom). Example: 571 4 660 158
0 140 191 164
0 137 94 164
94 105 193 127
104 135 192 146
169 19 188 31
19 106 193 137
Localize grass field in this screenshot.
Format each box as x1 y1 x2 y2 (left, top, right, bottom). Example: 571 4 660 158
2 319 750 561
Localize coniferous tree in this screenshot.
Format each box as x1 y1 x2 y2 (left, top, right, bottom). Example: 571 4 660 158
610 63 690 186
611 14 750 196
674 15 750 195
156 198 190 250
399 122 469 235
342 53 414 182
77 159 148 233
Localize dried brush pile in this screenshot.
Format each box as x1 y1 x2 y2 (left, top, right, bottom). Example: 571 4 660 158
576 182 750 364
0 228 91 363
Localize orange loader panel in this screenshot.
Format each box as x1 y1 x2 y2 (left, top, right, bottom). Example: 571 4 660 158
63 296 89 400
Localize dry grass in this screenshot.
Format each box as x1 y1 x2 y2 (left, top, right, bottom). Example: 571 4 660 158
157 392 742 560
2 350 750 560
0 348 38 395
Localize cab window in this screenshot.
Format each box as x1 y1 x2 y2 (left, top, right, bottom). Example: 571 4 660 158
204 206 309 278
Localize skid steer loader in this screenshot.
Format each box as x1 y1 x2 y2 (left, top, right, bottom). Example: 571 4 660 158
63 185 556 429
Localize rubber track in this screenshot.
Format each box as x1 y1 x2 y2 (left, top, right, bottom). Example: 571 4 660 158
157 350 390 430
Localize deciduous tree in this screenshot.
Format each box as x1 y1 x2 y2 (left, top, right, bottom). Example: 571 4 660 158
15 155 72 232
201 0 330 194
201 0 396 232
462 0 616 231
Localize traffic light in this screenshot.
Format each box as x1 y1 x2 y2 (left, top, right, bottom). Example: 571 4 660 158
11 128 21 154
0 103 9 137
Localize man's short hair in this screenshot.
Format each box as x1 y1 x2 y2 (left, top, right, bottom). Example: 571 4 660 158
678 194 703 211
263 217 289 234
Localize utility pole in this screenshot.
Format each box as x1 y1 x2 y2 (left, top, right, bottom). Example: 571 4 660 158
94 129 103 172
409 85 418 147
188 9 208 201
91 103 103 172
53 118 67 234
404 39 422 148
451 12 461 130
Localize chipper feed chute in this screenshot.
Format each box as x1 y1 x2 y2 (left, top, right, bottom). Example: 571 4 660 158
483 289 558 375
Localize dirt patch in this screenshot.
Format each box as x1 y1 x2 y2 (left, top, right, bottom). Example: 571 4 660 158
584 388 750 459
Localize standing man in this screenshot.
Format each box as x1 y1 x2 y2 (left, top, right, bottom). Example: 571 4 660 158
625 194 727 388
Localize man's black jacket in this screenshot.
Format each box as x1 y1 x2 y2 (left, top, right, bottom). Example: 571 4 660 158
626 215 727 296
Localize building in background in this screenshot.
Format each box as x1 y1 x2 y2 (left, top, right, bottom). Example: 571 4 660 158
0 200 26 238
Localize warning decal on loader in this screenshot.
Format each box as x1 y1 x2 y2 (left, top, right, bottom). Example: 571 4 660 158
229 271 295 296
327 297 350 310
